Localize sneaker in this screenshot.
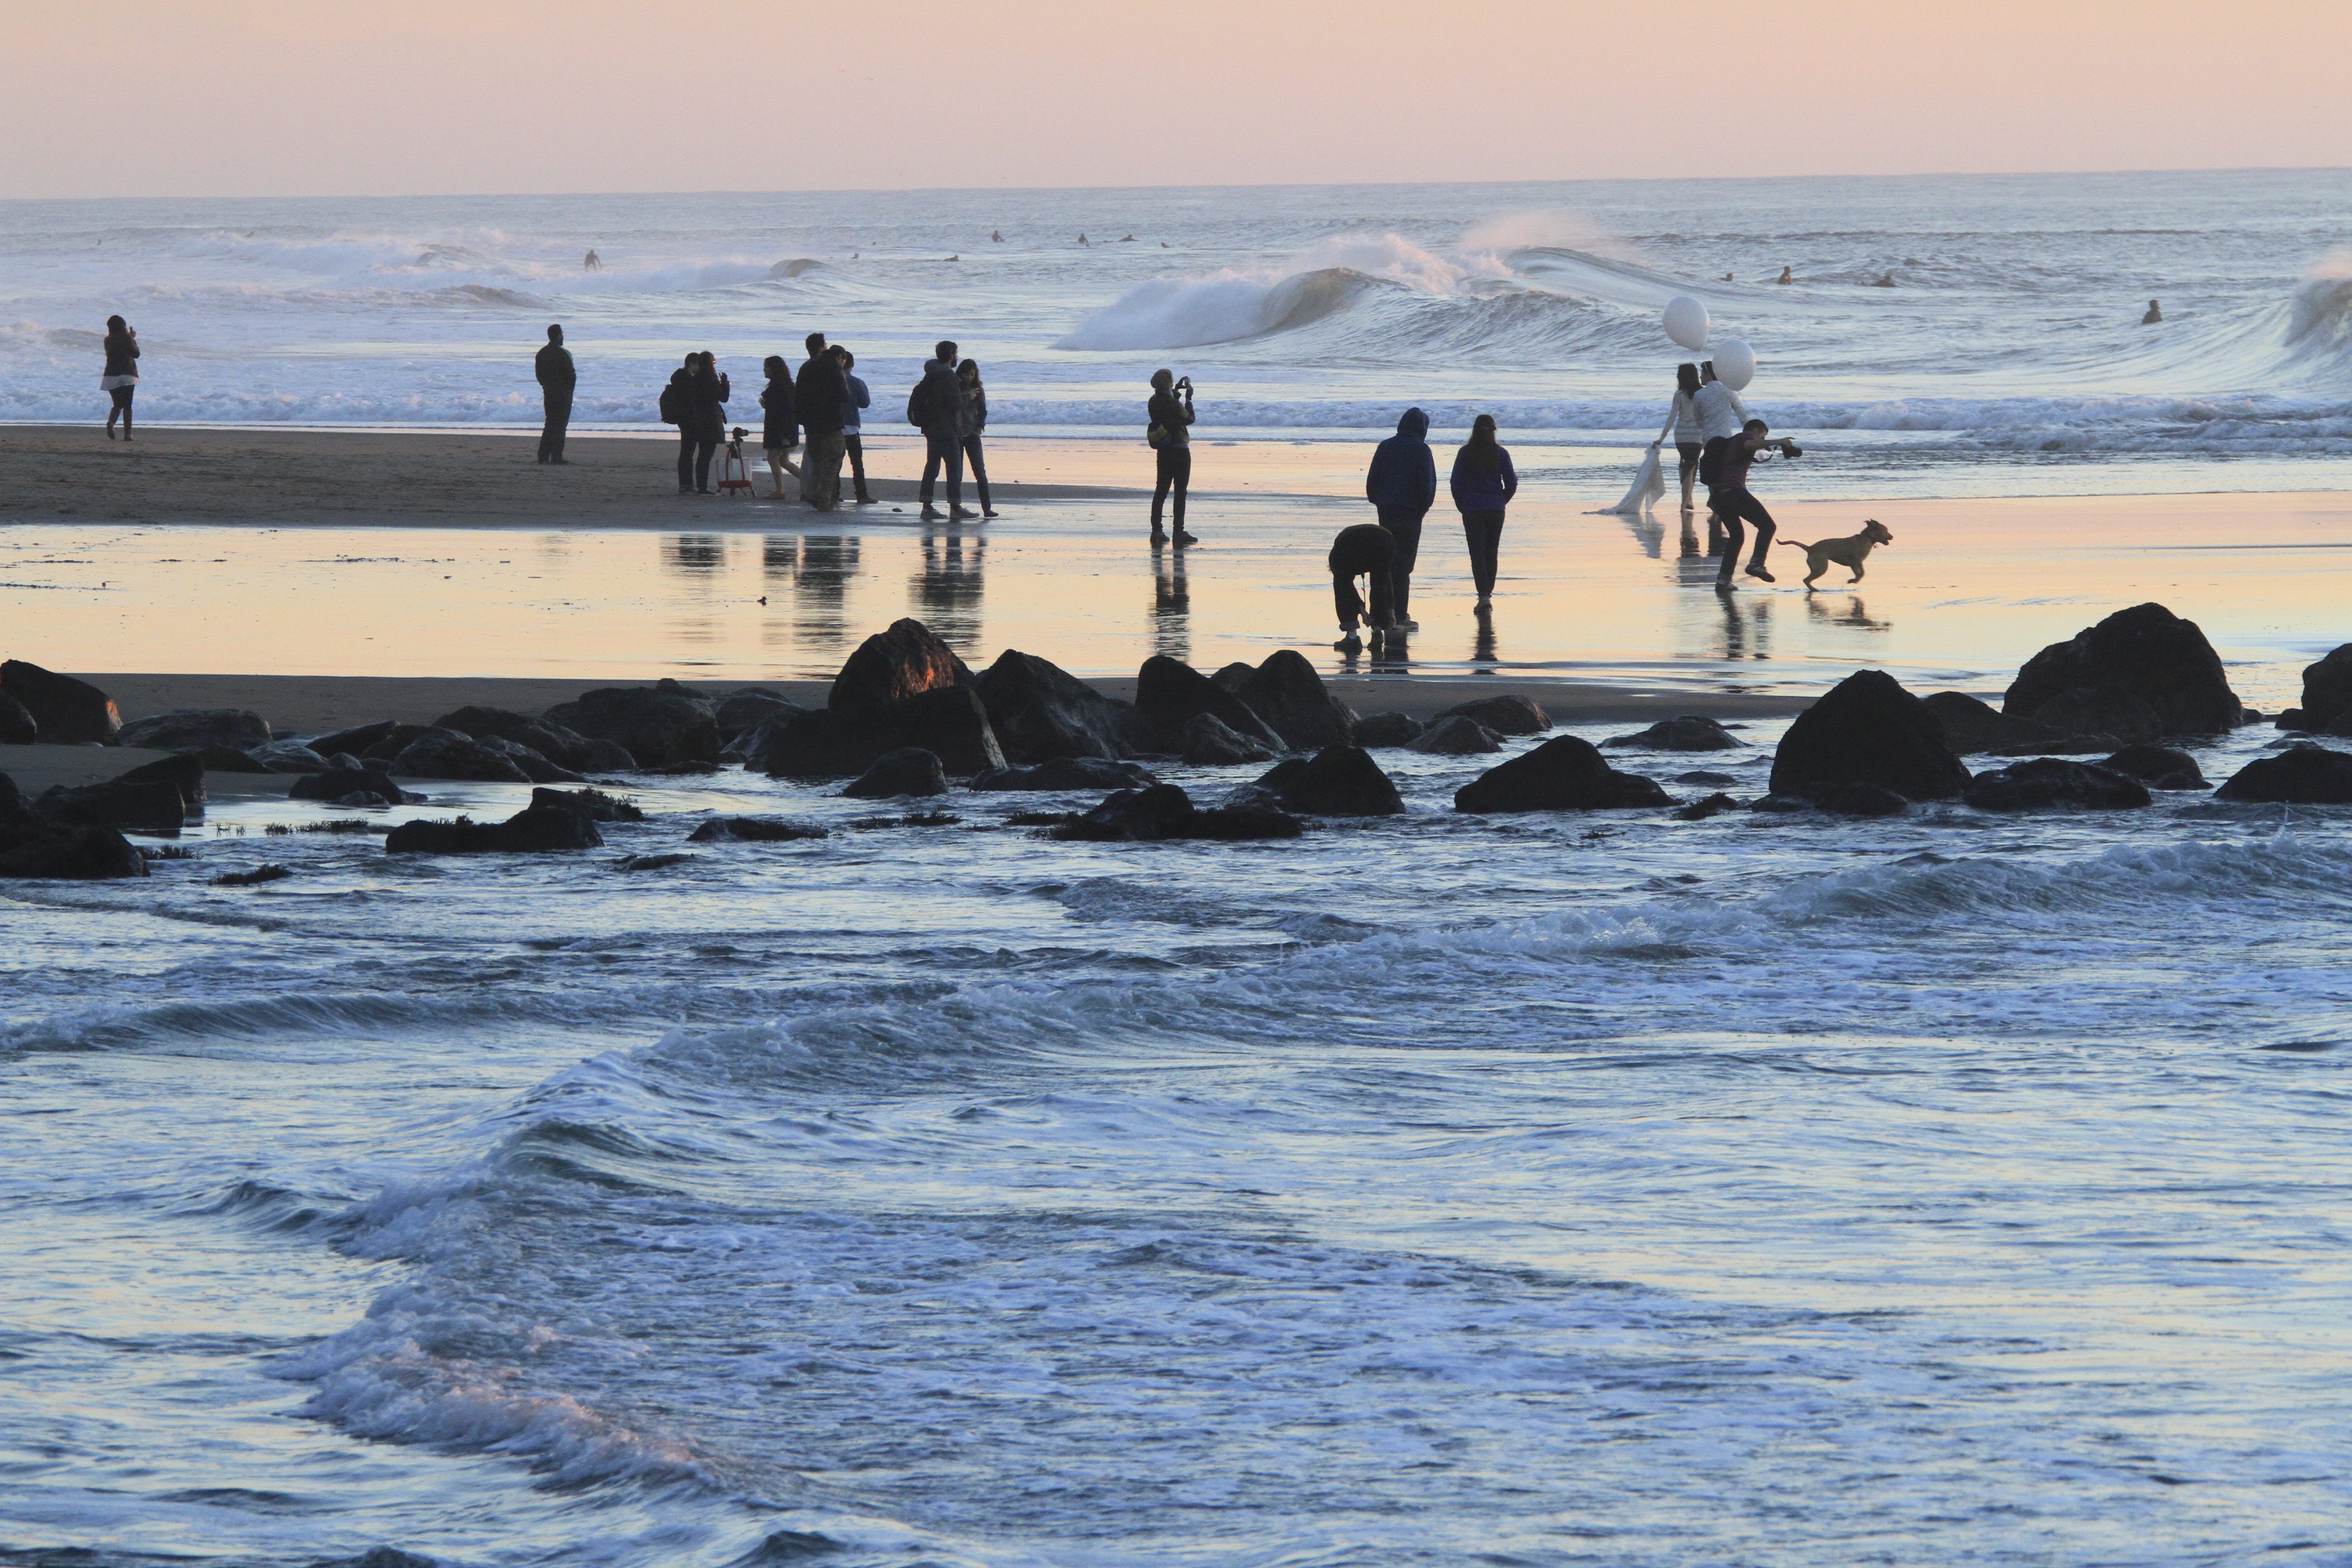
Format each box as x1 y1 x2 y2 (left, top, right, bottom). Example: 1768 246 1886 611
981 508 1000 519
1398 617 1421 632
951 506 977 520
854 492 876 505
1333 632 1364 652
1715 577 1737 593
1744 563 1776 582
921 505 945 520
1150 528 1169 545
1173 530 1199 545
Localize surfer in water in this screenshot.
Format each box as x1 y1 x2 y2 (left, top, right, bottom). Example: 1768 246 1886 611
2142 299 2163 324
1777 265 1793 284
583 249 601 271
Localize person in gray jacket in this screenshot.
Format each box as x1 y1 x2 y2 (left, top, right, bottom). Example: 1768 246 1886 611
916 339 974 521
834 346 874 505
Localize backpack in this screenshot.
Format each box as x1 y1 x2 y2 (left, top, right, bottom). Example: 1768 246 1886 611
658 380 683 426
905 377 932 427
1697 435 1726 488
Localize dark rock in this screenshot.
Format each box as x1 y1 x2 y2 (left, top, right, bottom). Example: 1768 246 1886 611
1965 758 2151 812
2004 603 2242 736
118 708 271 751
358 724 440 763
1455 735 1671 813
36 779 186 835
843 747 948 798
530 786 645 823
1990 731 2122 757
1351 712 1425 748
2099 745 2208 789
755 685 1005 778
2323 710 2352 739
2299 645 2352 731
973 649 1155 762
309 720 403 757
1 661 121 745
117 753 206 815
2027 682 2165 745
1210 661 1256 693
0 771 31 837
1921 690 2063 754
388 729 534 783
970 757 1158 791
1675 792 1738 820
479 735 587 784
214 863 294 887
1253 745 1404 816
0 823 148 879
542 682 719 767
830 619 971 710
686 815 828 842
2214 744 2352 804
250 740 331 774
635 759 721 775
1230 650 1357 750
0 691 35 744
291 768 420 805
1603 716 1741 751
430 706 614 772
2274 709 2306 730
384 803 604 854
1135 656 1288 753
1814 781 1912 817
195 744 275 774
1179 712 1279 765
714 688 805 743
1749 793 1814 813
1189 799 1305 840
334 792 392 808
1770 670 1971 802
1054 784 1200 842
1675 770 1738 786
1432 694 1549 736
1407 715 1502 755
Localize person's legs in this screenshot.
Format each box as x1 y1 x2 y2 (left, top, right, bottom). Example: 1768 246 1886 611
539 393 571 462
920 437 944 507
1462 510 1502 600
1151 447 1176 539
1676 441 1700 509
693 437 718 492
844 434 870 501
1167 446 1192 538
678 431 696 493
1367 558 1396 629
1710 493 1747 585
807 433 844 510
117 385 133 440
764 448 790 498
962 435 992 513
1734 490 1776 577
942 437 965 514
1377 504 1424 622
1333 571 1366 632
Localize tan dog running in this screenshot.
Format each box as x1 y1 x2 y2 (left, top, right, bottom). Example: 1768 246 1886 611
1779 518 1893 588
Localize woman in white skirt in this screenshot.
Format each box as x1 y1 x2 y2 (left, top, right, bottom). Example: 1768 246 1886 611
102 314 140 441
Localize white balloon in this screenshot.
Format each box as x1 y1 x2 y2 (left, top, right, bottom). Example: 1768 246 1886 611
1710 338 1757 390
1662 295 1710 351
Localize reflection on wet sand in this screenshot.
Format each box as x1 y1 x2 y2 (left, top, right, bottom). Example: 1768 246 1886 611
662 534 728 647
1716 591 1774 661
1151 544 1190 664
1808 593 1891 632
795 535 862 655
911 528 985 647
663 534 726 573
1471 607 1497 665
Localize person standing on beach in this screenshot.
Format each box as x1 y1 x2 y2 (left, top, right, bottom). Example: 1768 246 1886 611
915 341 973 521
1449 414 1517 610
1147 368 1195 545
1364 407 1435 629
1328 520 1400 652
673 352 729 495
760 355 800 499
534 324 575 464
1705 417 1799 590
795 333 848 511
101 315 139 441
834 347 874 505
958 358 999 519
1651 363 1705 512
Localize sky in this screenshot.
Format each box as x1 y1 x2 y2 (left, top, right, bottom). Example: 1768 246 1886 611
2 0 2348 200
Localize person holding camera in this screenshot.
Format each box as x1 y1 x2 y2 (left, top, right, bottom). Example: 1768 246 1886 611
1147 368 1195 545
672 351 729 495
101 315 139 441
1706 417 1800 589
915 339 974 521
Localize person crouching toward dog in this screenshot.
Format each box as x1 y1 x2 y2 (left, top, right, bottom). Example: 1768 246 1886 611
1705 418 1800 591
1328 522 1399 652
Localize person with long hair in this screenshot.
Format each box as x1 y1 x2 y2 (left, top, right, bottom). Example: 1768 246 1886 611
957 358 999 518
1449 414 1518 609
673 351 729 495
1651 362 1703 512
101 315 139 441
760 355 800 499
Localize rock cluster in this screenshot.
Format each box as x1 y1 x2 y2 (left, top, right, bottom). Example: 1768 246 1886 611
2003 603 2244 740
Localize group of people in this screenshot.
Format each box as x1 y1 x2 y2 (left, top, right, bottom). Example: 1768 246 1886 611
1321 409 1519 651
1650 359 1798 590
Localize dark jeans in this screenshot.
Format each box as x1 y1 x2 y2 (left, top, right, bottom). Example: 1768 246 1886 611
539 392 572 461
1708 485 1776 578
1460 509 1505 599
1375 504 1425 618
843 432 869 498
961 434 992 511
1153 444 1191 533
677 431 717 491
920 433 964 509
803 431 846 510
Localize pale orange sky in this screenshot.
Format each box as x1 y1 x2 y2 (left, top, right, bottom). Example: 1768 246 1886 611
3 0 2347 199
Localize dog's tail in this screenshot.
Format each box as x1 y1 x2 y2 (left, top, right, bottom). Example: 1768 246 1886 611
1776 538 1814 550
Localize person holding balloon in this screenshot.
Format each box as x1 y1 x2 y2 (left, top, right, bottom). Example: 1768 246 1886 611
1650 363 1705 512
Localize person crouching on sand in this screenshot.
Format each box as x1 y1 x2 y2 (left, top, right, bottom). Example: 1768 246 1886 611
760 355 800 499
102 315 139 441
1705 417 1800 590
1328 521 1400 652
1147 368 1195 545
1450 414 1517 611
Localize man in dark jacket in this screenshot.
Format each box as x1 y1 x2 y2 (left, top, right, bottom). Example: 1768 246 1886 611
672 352 730 494
1364 406 1435 628
794 332 849 510
535 324 576 464
916 339 973 521
1328 521 1399 652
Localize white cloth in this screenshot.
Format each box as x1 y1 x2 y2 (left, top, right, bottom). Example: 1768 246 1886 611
1608 446 1667 514
1693 382 1748 441
100 373 138 390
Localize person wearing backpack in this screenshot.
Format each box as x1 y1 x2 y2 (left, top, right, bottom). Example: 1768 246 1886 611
794 332 848 510
913 339 972 521
669 352 729 495
1147 368 1195 545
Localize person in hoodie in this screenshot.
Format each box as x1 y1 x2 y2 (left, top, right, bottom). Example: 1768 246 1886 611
1449 414 1518 609
794 332 848 510
916 340 974 521
1327 521 1400 653
759 355 800 500
673 351 729 495
834 346 874 505
1363 407 1436 630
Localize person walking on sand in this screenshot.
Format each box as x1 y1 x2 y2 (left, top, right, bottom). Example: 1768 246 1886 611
1450 414 1517 610
2142 298 2163 324
760 355 800 499
673 352 729 495
1147 368 1195 545
795 332 848 511
1705 417 1800 591
534 324 575 464
1364 406 1435 629
957 358 999 518
1651 363 1705 513
1328 521 1400 652
101 315 139 441
915 340 973 521
834 346 874 504
1691 359 1749 495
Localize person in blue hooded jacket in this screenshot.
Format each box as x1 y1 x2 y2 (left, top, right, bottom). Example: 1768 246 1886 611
1449 414 1518 609
1364 407 1436 629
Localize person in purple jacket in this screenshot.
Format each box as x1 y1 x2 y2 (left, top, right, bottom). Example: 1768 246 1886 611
1449 414 1518 609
